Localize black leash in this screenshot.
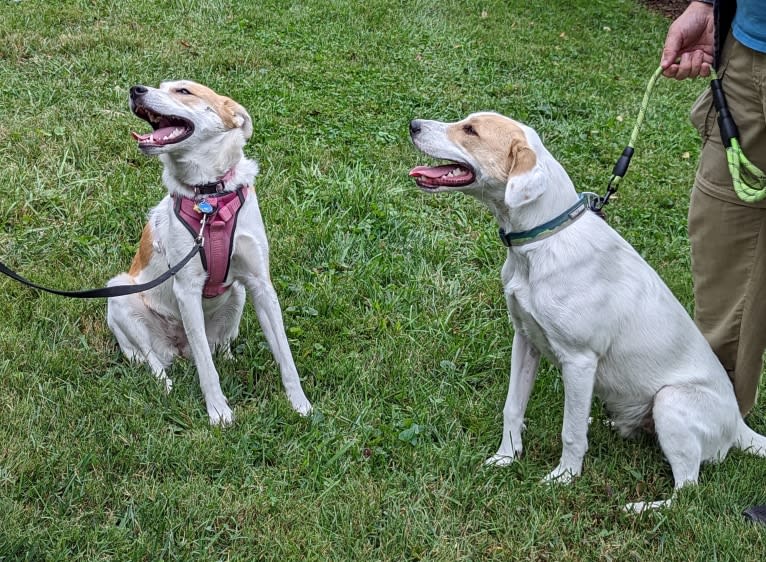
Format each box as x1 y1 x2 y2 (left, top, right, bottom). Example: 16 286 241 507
0 215 207 299
0 243 200 298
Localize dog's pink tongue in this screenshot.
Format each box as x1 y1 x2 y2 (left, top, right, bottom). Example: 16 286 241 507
409 165 456 179
131 131 151 141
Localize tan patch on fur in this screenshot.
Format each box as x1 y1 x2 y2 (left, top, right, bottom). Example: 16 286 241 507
129 224 153 276
447 114 536 182
164 80 249 131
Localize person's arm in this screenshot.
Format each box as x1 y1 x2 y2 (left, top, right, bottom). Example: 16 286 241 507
660 1 715 80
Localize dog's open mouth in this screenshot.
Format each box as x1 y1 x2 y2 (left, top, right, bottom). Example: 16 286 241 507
131 105 194 147
408 163 475 189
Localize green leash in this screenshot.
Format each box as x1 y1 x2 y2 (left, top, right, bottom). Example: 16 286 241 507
594 65 766 210
708 67 766 202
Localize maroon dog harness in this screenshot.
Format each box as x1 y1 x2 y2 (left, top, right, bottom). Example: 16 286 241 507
173 186 248 298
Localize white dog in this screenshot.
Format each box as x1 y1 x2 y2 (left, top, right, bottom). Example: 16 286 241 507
409 112 766 510
107 81 311 425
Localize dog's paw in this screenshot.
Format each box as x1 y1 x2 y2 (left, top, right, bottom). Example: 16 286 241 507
541 464 578 485
153 370 173 394
484 454 516 467
291 396 313 417
220 347 235 361
623 499 671 514
161 376 173 394
207 399 234 427
588 416 616 430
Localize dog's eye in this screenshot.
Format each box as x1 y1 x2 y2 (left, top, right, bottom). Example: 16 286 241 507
462 124 478 136
175 88 193 95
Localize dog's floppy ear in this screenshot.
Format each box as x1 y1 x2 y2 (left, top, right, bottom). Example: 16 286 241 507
222 98 253 140
505 135 544 207
507 134 536 177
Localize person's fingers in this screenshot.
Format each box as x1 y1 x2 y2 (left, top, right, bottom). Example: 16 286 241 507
660 49 677 70
662 52 712 80
662 63 680 79
688 49 704 79
674 54 690 80
660 31 683 70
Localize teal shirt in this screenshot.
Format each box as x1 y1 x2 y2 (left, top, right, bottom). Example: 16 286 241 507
732 0 766 53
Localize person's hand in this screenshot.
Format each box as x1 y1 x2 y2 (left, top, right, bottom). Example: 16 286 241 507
660 1 715 79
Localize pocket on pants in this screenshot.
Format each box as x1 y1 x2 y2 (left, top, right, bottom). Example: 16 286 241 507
690 87 715 142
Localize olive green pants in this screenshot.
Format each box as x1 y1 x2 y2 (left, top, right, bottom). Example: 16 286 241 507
688 35 766 416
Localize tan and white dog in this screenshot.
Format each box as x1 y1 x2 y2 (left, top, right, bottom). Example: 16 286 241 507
409 112 766 510
107 81 311 425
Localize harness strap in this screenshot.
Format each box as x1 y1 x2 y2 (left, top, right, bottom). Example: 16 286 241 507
172 186 248 298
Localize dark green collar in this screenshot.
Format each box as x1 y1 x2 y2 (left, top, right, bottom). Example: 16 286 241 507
498 194 588 247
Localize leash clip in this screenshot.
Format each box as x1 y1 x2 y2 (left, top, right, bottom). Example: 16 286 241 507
585 185 614 220
581 191 604 211
196 213 208 246
590 143 633 219
193 199 214 246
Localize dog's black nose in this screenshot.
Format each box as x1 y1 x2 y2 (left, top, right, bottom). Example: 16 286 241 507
130 85 149 99
409 119 422 136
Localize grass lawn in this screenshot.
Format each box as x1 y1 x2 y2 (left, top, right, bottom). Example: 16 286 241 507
2 0 765 559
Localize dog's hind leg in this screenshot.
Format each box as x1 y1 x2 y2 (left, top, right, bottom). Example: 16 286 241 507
107 283 174 392
486 332 540 466
735 418 766 456
625 385 710 513
542 351 598 484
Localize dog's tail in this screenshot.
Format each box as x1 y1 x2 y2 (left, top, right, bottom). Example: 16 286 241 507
735 419 766 456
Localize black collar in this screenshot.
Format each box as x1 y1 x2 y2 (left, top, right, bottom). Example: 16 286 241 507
191 179 226 196
188 167 237 196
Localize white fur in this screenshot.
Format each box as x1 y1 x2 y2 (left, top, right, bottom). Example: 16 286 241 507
411 112 766 511
107 81 311 425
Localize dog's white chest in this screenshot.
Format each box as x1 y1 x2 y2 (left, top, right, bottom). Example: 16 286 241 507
502 261 557 362
505 292 555 359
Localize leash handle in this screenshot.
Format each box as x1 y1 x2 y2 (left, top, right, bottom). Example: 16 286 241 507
710 78 739 148
708 68 766 203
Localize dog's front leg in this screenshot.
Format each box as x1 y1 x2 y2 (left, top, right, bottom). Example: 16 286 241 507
486 331 540 466
244 276 312 416
173 281 233 426
542 352 597 484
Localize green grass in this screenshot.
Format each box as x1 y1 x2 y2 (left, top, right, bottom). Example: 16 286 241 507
2 0 765 559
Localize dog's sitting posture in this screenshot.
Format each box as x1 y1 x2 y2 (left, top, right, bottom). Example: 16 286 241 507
107 81 311 425
409 112 766 511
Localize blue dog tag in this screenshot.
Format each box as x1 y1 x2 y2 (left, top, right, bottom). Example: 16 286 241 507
195 200 214 214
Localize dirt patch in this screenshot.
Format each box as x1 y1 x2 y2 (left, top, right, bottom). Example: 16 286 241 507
640 0 688 19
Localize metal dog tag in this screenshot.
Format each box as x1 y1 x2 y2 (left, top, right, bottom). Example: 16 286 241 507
195 200 214 215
